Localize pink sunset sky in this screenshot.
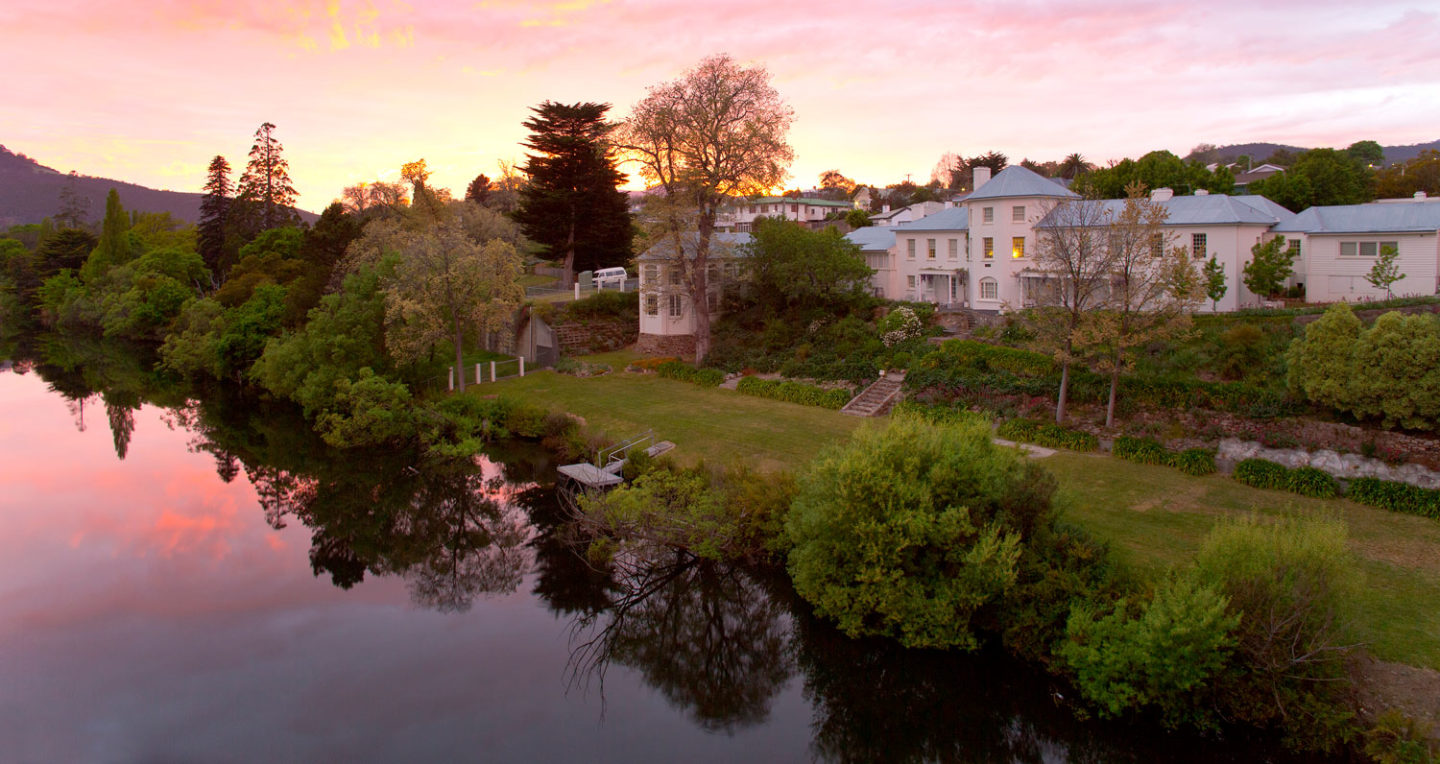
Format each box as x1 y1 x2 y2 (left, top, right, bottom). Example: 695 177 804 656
4 0 1437 212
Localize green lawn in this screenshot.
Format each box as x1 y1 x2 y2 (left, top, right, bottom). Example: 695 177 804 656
477 367 864 472
1046 452 1440 669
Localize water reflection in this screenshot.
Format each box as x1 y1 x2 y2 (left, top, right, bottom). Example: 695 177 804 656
565 552 795 732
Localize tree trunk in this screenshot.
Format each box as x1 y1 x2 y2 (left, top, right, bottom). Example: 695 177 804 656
1056 362 1070 424
562 216 576 288
692 209 715 364
453 314 466 392
1106 366 1119 429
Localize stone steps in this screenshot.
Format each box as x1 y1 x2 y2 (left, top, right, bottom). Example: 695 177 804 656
842 372 905 417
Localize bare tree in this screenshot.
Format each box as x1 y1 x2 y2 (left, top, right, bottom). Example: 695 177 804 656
618 53 794 363
1027 198 1118 424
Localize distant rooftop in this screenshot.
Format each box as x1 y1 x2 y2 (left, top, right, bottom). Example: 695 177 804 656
638 232 752 261
741 196 853 208
1036 193 1296 228
845 226 895 251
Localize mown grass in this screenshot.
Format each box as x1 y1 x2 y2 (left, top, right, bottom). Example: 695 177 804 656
477 366 863 472
1046 452 1440 669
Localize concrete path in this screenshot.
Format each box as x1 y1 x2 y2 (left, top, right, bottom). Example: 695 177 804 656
992 438 1056 458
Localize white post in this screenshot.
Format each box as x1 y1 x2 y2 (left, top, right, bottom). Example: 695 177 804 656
490 360 497 381
475 363 482 384
519 356 525 377
448 367 454 391
574 283 580 300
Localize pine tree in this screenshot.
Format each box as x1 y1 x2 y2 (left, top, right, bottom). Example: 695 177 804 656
514 101 632 286
199 155 232 283
55 171 91 230
236 122 299 232
81 189 131 282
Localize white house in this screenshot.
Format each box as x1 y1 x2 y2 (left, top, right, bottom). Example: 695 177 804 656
891 205 970 306
635 232 750 357
1275 195 1440 303
845 225 899 298
960 165 1080 311
716 196 853 232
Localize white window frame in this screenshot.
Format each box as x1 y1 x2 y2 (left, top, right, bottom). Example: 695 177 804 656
907 239 916 259
1011 236 1025 259
980 278 998 300
645 294 658 316
948 238 958 259
982 206 994 224
1012 205 1025 222
983 237 994 259
927 238 937 260
667 293 685 318
1191 233 1207 260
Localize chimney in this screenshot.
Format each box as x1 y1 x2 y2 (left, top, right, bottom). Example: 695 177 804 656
1417 191 1429 201
973 166 992 189
1150 187 1174 202
944 200 954 209
882 204 891 213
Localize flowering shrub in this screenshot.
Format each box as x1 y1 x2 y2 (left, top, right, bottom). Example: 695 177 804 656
879 306 923 347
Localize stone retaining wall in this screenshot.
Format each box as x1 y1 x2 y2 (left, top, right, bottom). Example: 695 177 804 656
554 318 636 356
635 332 696 360
1218 438 1440 490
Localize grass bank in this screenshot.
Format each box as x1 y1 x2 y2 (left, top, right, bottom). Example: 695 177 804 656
1046 452 1440 669
477 364 863 472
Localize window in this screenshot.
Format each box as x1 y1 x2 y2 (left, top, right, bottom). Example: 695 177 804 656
1011 237 1025 258
1151 233 1165 258
669 267 683 286
927 238 937 259
906 275 917 292
907 239 916 259
791 204 799 214
1191 233 1207 260
980 278 998 300
708 263 721 283
983 237 994 259
643 264 659 283
1012 205 1025 222
707 291 720 310
1341 240 1397 257
667 294 684 317
982 207 994 223
1287 238 1301 259
948 238 958 259
645 294 658 316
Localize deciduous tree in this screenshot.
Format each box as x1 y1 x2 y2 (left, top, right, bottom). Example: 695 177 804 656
514 101 633 286
1365 244 1406 299
1203 256 1228 311
1242 235 1296 300
619 53 794 363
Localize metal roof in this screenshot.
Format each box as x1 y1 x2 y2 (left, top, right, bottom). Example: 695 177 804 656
967 165 1079 201
845 226 896 251
1035 194 1295 228
1273 200 1440 234
637 232 752 261
741 196 853 208
893 206 970 232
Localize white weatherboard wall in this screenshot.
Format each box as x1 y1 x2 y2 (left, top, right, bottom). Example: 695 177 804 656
1300 233 1440 302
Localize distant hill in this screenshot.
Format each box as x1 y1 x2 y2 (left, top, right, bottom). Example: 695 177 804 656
0 144 317 229
1185 139 1440 167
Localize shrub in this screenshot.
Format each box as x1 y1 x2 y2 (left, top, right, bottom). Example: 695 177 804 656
997 417 1098 452
1347 478 1440 520
1363 709 1436 764
1286 466 1338 498
1173 448 1218 476
655 360 725 387
892 400 992 428
1233 458 1292 492
314 368 416 448
630 355 680 372
1113 436 1172 466
786 415 1050 649
1061 575 1238 724
736 376 852 409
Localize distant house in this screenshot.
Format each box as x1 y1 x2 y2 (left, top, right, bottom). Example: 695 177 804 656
1232 163 1286 193
845 225 897 298
1275 195 1440 302
716 196 853 232
635 231 751 357
869 200 948 228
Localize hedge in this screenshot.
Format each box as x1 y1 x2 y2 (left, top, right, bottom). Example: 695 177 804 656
655 360 725 387
1173 448 1218 476
1113 436 1172 466
1233 458 1338 498
736 376 852 409
996 417 1098 452
1347 478 1440 520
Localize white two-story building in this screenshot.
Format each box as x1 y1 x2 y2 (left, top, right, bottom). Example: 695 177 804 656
1275 195 1440 302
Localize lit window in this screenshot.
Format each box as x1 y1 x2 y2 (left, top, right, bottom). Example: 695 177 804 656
983 207 994 223
948 238 958 259
980 278 998 300
983 237 994 259
907 239 916 259
1012 205 1025 222
645 294 658 316
668 294 684 317
927 238 937 259
1191 233 1207 260
1011 237 1025 258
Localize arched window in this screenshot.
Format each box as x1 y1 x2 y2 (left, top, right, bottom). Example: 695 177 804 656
980 278 998 301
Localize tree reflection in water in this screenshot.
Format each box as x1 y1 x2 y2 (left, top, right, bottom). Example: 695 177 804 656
564 549 794 733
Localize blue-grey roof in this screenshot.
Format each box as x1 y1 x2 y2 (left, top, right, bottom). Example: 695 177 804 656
638 232 751 260
894 206 970 232
845 226 895 251
1273 201 1440 234
1036 194 1295 228
968 165 1078 201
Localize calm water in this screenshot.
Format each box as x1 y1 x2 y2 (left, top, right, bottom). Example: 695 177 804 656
0 343 1308 763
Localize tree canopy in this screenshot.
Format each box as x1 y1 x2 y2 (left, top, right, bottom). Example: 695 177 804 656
1071 151 1233 199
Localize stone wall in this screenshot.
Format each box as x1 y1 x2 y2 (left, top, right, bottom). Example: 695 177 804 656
1218 438 1440 489
635 332 696 360
554 317 637 356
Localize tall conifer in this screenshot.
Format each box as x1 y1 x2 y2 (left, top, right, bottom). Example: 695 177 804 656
199 155 232 283
236 122 299 232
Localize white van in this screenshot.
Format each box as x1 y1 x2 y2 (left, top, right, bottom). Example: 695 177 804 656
595 267 628 289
